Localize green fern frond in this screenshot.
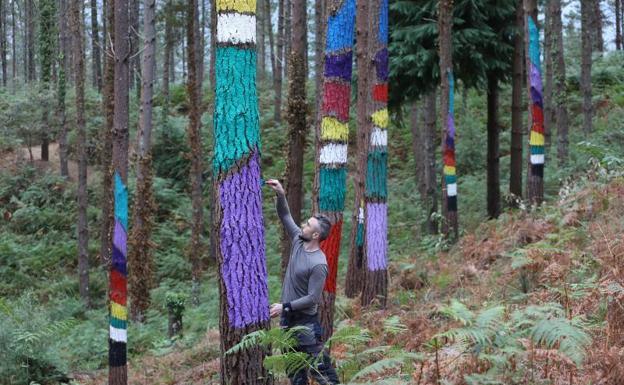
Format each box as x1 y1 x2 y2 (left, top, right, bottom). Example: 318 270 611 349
529 317 590 366
350 351 423 381
263 352 309 375
475 306 505 331
326 323 372 346
439 300 474 325
383 316 408 335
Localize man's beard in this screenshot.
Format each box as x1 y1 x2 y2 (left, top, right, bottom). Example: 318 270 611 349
299 234 311 242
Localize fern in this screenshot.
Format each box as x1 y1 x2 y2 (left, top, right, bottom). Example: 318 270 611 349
349 350 423 382
383 316 408 335
529 316 590 365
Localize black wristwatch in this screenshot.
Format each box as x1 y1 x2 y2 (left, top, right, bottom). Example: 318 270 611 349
283 302 292 312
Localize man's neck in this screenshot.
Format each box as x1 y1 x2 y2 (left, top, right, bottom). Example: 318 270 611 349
303 240 320 252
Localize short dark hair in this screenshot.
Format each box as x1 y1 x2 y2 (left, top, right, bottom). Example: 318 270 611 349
313 214 332 241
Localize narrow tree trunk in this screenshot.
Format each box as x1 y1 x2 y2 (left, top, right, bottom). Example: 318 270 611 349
311 0 324 214
591 0 604 52
128 0 156 323
439 0 458 240
0 0 7 87
100 0 115 266
10 0 15 87
265 0 275 83
551 0 568 165
284 0 291 80
616 0 622 50
71 0 89 309
510 0 524 200
543 2 553 147
274 0 284 122
58 0 69 177
109 0 130 381
163 2 173 112
423 91 438 234
581 0 593 135
525 0 544 205
26 0 35 81
209 0 216 88
280 0 307 277
214 2 271 383
90 0 102 91
129 0 139 90
486 74 500 219
256 0 265 83
187 0 204 306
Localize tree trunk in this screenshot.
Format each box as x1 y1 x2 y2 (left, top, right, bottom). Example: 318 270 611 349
510 0 523 200
70 0 89 309
90 0 102 91
423 90 438 234
551 0 568 165
0 0 7 87
256 0 265 82
209 0 216 88
525 0 544 205
26 0 35 81
284 0 291 80
486 74 500 219
411 102 425 201
616 0 622 50
581 0 593 135
311 0 324 213
361 0 388 308
187 0 204 306
10 0 15 87
214 2 271 383
128 0 156 323
543 1 553 148
58 0 69 177
109 0 130 381
591 0 604 52
265 0 275 83
439 0 458 240
39 0 56 162
163 2 173 112
280 0 307 278
129 0 139 90
274 0 283 122
100 0 115 267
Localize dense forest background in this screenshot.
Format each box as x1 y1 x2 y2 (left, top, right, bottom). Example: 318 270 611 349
1 0 624 384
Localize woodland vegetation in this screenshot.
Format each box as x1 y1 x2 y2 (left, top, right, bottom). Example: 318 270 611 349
1 0 624 384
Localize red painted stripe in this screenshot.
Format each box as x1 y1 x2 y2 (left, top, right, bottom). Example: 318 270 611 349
372 84 388 103
321 220 343 294
444 149 456 167
110 270 127 305
322 82 350 121
532 104 544 133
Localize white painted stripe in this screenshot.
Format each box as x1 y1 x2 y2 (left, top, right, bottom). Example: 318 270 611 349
370 127 387 147
217 13 256 45
320 144 348 164
447 183 457 197
110 326 127 342
531 154 544 164
358 207 364 223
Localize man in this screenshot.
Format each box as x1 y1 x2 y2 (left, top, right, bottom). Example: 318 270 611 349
266 178 340 385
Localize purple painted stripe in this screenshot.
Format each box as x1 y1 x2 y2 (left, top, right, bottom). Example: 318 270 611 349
366 203 387 271
219 153 270 328
113 221 127 257
375 48 388 82
530 87 543 108
324 51 353 81
529 63 542 96
111 245 127 276
447 114 455 138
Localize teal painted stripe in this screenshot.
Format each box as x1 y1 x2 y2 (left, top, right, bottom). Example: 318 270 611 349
355 222 364 246
319 167 347 211
213 46 260 174
448 71 455 115
530 145 544 155
366 150 387 199
445 175 457 185
110 316 127 330
528 17 541 72
114 172 128 230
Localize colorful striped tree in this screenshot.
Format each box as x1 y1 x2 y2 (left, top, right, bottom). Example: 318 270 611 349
316 0 356 342
525 0 544 204
213 1 270 383
361 0 389 307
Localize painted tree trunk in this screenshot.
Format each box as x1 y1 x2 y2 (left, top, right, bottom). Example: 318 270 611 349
128 0 156 323
361 0 389 308
71 0 89 309
187 0 204 306
109 0 130 382
214 2 271 384
580 0 593 136
551 0 568 165
510 0 524 201
525 0 544 205
439 0 458 240
486 74 500 219
281 0 307 277
316 0 356 342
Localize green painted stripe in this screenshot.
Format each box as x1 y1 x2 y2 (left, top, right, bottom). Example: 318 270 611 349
530 145 544 155
445 175 456 185
319 167 347 211
110 316 127 330
366 150 387 199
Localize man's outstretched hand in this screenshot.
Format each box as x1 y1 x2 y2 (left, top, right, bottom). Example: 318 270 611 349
270 303 283 318
266 179 285 195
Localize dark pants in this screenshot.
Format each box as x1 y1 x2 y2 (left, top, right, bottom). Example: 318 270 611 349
280 312 340 385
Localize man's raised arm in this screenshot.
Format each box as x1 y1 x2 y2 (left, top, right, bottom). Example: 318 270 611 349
266 179 301 240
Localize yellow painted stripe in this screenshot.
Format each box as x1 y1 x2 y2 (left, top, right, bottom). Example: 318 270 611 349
111 302 128 320
444 166 456 175
321 117 349 141
371 109 389 129
529 131 545 146
216 0 256 13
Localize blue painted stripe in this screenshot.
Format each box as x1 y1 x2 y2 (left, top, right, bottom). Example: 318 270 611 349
379 0 388 45
528 16 541 72
448 71 455 115
325 0 356 52
114 172 128 230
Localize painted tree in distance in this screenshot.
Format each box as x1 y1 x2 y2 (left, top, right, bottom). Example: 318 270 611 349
213 1 271 383
315 0 356 342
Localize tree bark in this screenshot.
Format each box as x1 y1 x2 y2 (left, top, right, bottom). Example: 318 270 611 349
423 91 438 234
109 0 130 381
187 0 204 306
591 0 604 52
256 0 265 82
10 0 15 87
525 0 544 205
543 1 553 147
26 0 35 82
581 0 593 135
129 0 140 91
128 0 156 323
439 0 458 240
274 0 283 122
58 0 69 177
281 0 307 277
70 0 89 309
39 0 56 162
616 0 622 50
486 74 500 219
91 0 102 91
209 0 216 88
163 1 173 113
214 2 271 384
551 0 568 165
265 0 275 84
510 0 523 200
0 0 7 87
284 0 291 80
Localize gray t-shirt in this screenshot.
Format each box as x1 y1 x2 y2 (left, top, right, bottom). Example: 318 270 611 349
277 193 328 315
